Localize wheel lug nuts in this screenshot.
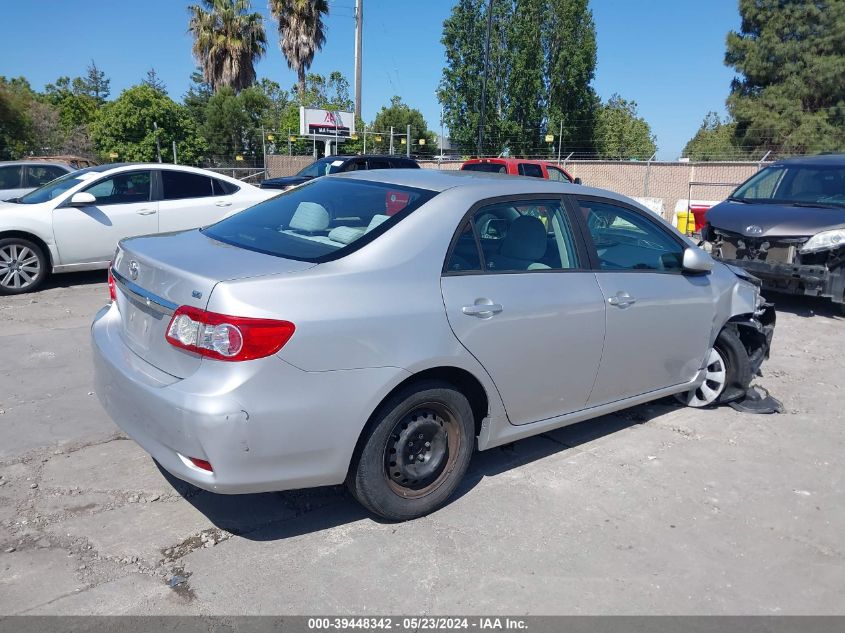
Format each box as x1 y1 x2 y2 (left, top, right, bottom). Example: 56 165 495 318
425 442 430 448
418 434 424 439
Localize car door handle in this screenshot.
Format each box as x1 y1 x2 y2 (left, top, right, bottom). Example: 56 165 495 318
215 201 232 207
462 303 503 316
607 292 636 308
136 209 157 216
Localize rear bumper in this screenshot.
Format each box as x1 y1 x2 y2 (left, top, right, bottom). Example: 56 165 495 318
91 303 406 494
719 258 845 304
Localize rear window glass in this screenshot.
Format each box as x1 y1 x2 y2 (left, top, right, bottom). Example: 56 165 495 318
461 162 507 174
202 178 437 262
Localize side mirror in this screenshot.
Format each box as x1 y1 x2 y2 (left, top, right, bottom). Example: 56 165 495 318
573 177 582 185
682 247 714 274
68 192 96 206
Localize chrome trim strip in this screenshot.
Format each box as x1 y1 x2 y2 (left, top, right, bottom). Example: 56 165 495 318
111 268 178 315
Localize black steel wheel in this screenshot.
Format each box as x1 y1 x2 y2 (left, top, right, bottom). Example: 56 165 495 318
348 381 475 521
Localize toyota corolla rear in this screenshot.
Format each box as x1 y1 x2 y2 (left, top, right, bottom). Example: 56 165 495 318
91 177 438 493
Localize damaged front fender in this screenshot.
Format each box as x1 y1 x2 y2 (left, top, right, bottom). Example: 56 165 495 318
727 301 776 378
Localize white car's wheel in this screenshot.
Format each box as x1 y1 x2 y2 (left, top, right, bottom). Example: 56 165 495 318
0 237 48 295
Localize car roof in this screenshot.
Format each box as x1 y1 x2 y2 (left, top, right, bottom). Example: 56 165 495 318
773 153 845 166
321 155 417 162
0 160 74 168
462 157 561 166
329 167 604 196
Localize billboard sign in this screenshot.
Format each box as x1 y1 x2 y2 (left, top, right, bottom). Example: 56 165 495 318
299 107 355 138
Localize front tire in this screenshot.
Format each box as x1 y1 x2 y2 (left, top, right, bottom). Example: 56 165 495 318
0 237 48 295
677 327 751 408
347 381 475 521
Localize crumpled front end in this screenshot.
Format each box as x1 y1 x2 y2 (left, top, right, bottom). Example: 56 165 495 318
705 225 845 305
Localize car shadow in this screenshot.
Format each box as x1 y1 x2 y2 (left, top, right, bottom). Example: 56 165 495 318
766 292 842 319
165 400 677 541
41 269 106 291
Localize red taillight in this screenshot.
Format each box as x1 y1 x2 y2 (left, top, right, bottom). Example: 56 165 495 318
165 305 295 362
108 266 117 302
189 457 214 472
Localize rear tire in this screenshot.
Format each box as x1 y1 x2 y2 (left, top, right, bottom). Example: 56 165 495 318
0 237 48 295
347 381 475 521
677 327 751 408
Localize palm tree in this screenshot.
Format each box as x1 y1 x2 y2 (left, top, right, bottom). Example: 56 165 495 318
188 0 267 93
269 0 329 100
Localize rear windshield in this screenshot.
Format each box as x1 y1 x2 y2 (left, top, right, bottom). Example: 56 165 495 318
461 162 507 174
202 178 437 262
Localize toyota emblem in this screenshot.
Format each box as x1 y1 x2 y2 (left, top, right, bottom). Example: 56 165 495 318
745 225 764 236
128 260 139 280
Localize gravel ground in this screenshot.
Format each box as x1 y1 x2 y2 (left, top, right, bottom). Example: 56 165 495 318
0 271 843 615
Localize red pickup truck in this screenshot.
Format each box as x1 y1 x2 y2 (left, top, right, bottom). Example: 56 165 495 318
460 158 581 184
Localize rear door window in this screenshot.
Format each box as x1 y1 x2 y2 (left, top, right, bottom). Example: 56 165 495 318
517 163 544 178
26 165 68 187
161 171 213 200
367 158 391 169
212 178 240 196
0 165 22 189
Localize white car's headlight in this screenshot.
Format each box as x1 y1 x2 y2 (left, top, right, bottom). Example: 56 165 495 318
800 229 845 253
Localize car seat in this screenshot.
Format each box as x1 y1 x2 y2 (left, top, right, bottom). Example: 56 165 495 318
486 215 550 271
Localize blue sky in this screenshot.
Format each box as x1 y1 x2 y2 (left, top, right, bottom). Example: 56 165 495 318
0 0 740 159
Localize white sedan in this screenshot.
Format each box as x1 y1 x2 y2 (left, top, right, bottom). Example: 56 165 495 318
0 163 277 294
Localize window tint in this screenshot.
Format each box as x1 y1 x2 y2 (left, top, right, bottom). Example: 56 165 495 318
83 171 152 205
445 219 483 272
162 171 213 200
212 178 239 196
202 178 437 262
518 163 544 178
343 160 366 172
26 165 67 187
0 165 22 189
578 200 683 272
546 166 570 182
446 199 580 273
461 162 507 174
368 158 390 169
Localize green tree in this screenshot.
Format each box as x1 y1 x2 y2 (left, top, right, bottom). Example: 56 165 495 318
683 112 743 161
594 94 657 160
43 76 99 133
188 0 267 93
506 0 545 155
725 0 845 155
544 0 598 155
439 0 513 154
0 80 32 159
202 85 271 160
270 0 329 100
74 60 110 103
142 68 167 94
370 96 437 157
90 84 207 163
184 68 214 126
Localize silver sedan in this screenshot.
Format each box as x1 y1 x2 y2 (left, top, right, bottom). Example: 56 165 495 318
91 170 775 520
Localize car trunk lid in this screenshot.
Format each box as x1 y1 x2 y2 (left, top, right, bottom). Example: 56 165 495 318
112 229 314 378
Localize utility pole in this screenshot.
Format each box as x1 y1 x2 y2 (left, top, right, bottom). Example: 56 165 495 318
557 120 563 164
172 140 178 165
354 0 363 122
406 124 411 158
261 124 267 179
477 0 494 156
389 126 394 155
363 124 367 154
153 121 162 163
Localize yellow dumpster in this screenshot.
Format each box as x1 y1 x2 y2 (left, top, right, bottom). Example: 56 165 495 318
676 211 694 235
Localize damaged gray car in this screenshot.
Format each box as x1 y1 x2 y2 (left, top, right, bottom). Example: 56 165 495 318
703 154 845 312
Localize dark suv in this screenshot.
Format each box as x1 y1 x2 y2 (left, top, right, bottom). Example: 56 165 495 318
703 154 845 311
261 155 419 191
